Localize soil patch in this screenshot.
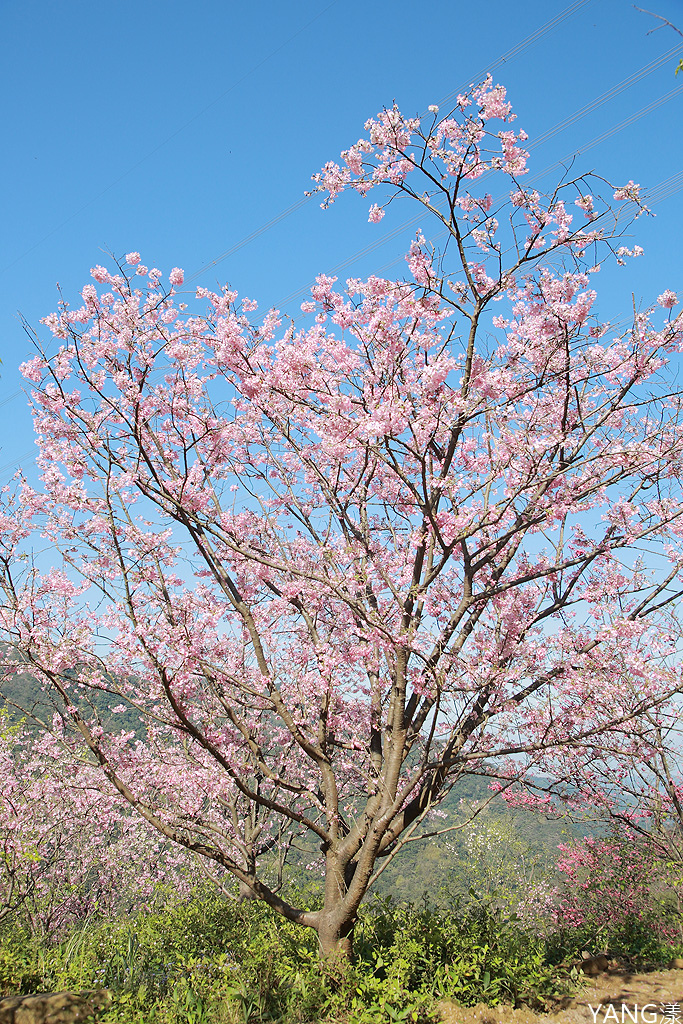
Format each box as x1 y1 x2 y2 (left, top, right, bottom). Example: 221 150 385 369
438 967 683 1024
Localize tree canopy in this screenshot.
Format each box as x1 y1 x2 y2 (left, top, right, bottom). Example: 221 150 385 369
1 77 683 957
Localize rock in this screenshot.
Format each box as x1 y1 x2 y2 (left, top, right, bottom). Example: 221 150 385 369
580 954 610 976
0 990 111 1024
670 957 683 970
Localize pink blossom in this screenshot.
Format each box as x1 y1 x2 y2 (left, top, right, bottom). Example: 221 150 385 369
125 251 141 265
613 180 641 202
20 356 45 382
657 289 678 309
574 195 595 218
474 77 513 120
169 267 184 286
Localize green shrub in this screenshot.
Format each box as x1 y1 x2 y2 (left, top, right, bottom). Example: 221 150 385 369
1 878 681 1023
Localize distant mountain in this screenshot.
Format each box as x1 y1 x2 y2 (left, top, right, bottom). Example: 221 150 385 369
0 646 144 736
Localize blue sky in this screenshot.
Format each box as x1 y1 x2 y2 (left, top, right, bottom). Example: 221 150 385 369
1 0 682 481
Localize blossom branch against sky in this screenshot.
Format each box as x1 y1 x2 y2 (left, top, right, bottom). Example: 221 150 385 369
0 0 681 482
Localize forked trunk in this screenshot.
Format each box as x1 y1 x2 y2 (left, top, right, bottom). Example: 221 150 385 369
313 851 360 960
237 879 258 902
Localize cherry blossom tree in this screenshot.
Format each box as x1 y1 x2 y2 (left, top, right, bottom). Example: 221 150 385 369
2 76 683 957
0 714 204 937
522 697 683 872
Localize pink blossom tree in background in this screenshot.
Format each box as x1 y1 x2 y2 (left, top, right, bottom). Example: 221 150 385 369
517 699 683 934
552 836 662 939
2 77 683 957
0 714 206 937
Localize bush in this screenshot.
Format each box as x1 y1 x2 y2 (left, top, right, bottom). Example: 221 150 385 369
550 834 683 966
1 878 682 1023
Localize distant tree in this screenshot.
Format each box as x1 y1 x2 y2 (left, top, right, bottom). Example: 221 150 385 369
0 715 202 936
1 77 683 958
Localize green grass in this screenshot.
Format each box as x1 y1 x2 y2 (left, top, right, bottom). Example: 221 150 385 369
2 883 681 1024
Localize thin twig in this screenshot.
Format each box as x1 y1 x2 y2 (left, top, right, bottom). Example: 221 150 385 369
633 6 683 37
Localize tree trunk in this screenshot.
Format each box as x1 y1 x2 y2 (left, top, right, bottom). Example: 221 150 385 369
237 879 258 902
315 914 355 961
313 850 358 960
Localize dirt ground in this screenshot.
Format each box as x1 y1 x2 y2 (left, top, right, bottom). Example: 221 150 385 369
438 966 683 1024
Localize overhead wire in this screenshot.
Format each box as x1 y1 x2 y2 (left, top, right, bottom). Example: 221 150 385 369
431 0 597 115
275 80 683 307
186 197 312 284
0 0 342 277
529 44 682 150
187 0 600 284
0 390 22 409
645 168 683 201
648 175 683 205
568 82 683 157
0 449 37 479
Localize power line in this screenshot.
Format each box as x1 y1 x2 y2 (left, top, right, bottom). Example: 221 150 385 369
647 170 683 204
647 182 683 207
646 168 683 199
0 390 22 409
0 450 36 479
275 82 683 307
186 196 311 285
569 83 683 157
0 0 342 277
430 0 598 115
186 0 600 286
530 44 682 151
